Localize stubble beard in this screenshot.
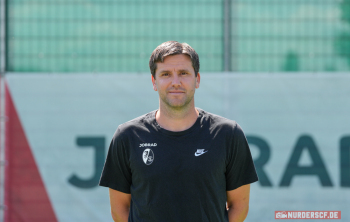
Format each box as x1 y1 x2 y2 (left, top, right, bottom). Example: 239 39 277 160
160 90 195 112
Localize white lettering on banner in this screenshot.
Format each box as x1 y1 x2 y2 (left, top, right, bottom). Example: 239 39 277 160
275 211 341 219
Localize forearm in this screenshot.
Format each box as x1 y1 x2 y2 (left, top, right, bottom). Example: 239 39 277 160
227 205 249 222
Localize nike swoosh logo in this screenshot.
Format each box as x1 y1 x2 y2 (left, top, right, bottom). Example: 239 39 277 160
195 151 208 156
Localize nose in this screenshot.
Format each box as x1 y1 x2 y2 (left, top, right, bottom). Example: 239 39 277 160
171 74 181 87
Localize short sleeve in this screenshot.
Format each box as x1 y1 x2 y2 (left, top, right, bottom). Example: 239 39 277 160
99 127 132 193
225 123 258 191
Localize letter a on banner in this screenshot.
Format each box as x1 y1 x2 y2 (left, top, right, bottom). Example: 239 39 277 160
279 135 333 187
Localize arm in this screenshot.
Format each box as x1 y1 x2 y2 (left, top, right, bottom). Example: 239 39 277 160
226 184 250 222
109 188 131 222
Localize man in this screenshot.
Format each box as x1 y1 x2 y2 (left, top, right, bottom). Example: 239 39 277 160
99 41 258 222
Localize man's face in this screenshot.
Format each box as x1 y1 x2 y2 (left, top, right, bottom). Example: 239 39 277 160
152 54 200 110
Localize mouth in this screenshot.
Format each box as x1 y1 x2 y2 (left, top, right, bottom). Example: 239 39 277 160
168 91 185 95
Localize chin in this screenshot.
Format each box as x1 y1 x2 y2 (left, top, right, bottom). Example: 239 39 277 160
161 97 193 109
168 103 186 109
168 101 193 110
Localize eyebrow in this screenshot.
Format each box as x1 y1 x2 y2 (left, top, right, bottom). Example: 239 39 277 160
158 69 192 75
178 69 190 73
159 69 190 73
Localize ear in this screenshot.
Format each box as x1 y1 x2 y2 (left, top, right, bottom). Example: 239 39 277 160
195 73 201 89
151 75 157 91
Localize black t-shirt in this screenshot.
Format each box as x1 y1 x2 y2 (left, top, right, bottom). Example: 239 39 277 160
99 109 258 222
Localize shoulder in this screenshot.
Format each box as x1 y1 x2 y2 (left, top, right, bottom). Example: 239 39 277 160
198 108 241 134
113 110 156 141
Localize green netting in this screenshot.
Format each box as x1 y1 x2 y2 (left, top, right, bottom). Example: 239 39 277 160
234 0 350 72
6 0 350 72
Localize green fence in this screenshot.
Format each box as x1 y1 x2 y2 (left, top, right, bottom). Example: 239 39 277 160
4 0 350 72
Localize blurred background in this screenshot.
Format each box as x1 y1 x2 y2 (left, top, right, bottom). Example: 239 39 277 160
1 0 350 221
4 0 350 72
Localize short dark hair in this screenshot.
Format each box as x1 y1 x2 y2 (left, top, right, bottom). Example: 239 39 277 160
149 41 200 79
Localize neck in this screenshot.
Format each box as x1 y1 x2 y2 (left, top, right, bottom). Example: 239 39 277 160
156 102 199 132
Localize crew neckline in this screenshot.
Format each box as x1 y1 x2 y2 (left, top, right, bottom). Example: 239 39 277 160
151 108 203 137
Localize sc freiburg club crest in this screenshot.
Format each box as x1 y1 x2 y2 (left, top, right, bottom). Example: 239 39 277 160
142 148 154 165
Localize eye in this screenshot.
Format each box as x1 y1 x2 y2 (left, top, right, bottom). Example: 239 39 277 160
181 72 187 75
162 73 169 76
